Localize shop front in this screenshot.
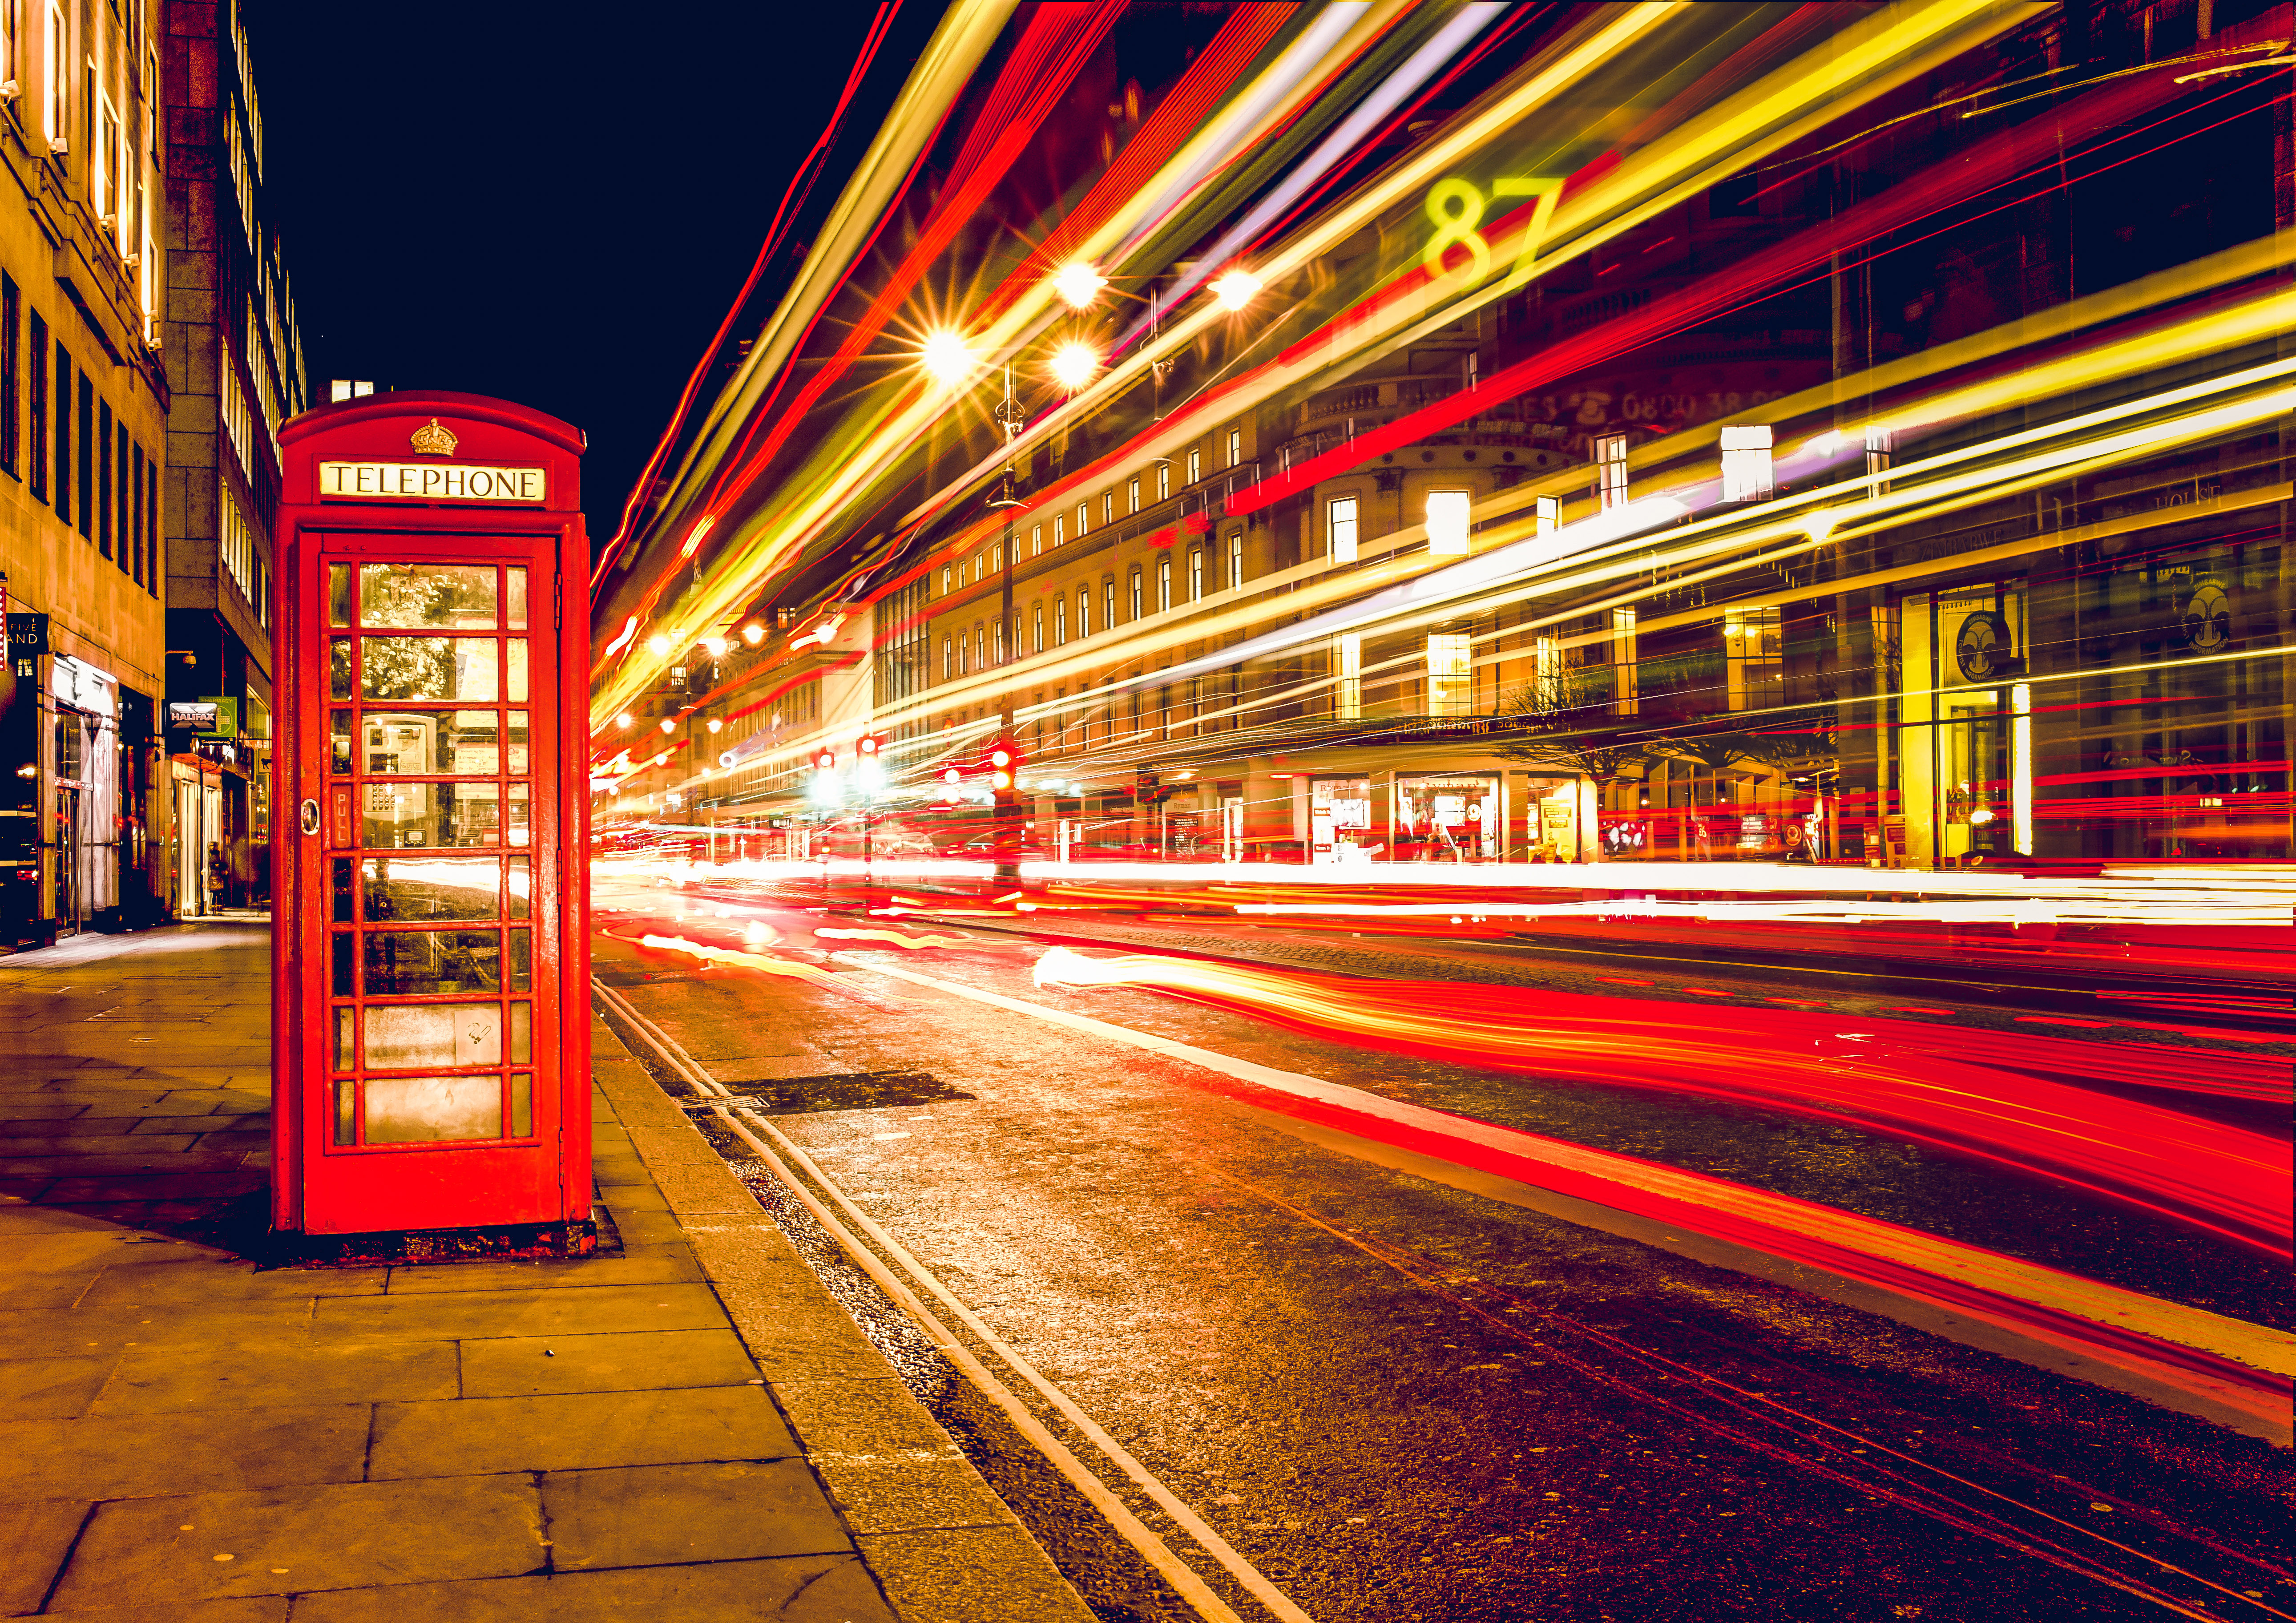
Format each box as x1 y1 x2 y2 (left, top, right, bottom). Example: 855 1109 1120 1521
1394 772 1501 863
51 655 120 934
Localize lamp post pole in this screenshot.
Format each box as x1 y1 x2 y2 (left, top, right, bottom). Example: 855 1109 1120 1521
990 368 1026 886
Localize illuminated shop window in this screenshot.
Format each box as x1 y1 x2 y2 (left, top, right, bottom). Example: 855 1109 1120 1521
1611 607 1639 717
1594 432 1630 510
1427 632 1472 718
1719 424 1774 503
1334 633 1361 721
1426 489 1471 556
1328 496 1359 564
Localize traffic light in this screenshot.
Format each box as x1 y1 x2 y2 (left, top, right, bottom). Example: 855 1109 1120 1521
811 747 836 774
857 735 881 759
987 743 1015 792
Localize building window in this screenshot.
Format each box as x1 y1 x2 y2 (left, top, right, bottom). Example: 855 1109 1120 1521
1129 567 1142 622
1033 602 1044 653
27 311 45 502
94 91 118 224
44 0 64 149
1157 461 1170 502
1724 606 1781 711
53 343 69 526
1334 633 1361 721
1865 424 1894 496
1611 607 1639 717
1102 492 1113 527
1054 514 1065 546
130 440 143 586
973 625 984 671
1055 595 1067 645
1128 476 1140 513
0 274 16 478
1103 578 1115 636
1076 584 1090 638
1187 447 1201 484
1075 501 1089 538
1031 523 1042 556
1426 489 1471 557
1427 632 1472 718
994 618 1005 663
1594 431 1630 510
145 454 159 597
940 566 951 594
1719 424 1774 503
1227 428 1241 468
942 637 952 679
1158 558 1171 613
1328 496 1359 564
1227 532 1243 591
1188 548 1202 602
96 398 111 561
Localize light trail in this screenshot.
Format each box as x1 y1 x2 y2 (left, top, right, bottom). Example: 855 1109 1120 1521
1028 947 2292 1260
593 0 2043 726
621 931 2291 1427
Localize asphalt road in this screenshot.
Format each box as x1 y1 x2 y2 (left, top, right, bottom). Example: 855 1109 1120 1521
591 876 2291 1623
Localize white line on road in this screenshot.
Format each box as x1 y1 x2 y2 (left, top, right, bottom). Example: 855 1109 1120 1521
591 979 1311 1623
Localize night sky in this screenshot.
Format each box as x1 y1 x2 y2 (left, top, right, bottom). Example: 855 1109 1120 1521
244 3 908 552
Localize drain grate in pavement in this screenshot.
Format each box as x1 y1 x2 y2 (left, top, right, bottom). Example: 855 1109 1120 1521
685 1070 973 1116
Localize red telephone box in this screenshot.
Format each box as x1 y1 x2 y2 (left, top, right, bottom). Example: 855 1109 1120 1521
270 392 590 1240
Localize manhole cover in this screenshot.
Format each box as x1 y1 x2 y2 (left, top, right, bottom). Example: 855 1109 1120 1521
689 1070 972 1116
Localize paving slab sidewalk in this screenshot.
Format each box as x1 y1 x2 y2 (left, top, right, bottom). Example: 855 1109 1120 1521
0 921 1093 1622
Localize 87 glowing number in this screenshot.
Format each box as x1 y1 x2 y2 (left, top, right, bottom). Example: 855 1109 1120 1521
1424 176 1563 290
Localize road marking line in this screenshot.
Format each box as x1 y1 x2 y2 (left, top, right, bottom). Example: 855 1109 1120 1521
592 979 1306 1623
828 954 2293 1390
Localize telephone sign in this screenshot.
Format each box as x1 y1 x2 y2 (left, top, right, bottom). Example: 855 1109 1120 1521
271 391 591 1241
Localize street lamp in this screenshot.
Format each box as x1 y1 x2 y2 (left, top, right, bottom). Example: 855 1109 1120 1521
1052 262 1105 308
921 330 975 387
1049 341 1098 392
1209 268 1262 311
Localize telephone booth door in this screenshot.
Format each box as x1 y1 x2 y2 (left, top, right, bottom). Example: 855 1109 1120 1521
272 393 589 1239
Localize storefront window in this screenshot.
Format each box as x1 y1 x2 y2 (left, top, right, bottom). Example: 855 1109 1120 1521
1309 777 1371 864
1395 774 1497 863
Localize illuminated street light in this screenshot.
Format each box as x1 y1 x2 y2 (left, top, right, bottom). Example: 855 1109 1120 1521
646 634 671 657
1209 268 1262 311
702 636 727 659
706 718 723 733
1052 262 1105 308
921 330 976 386
741 622 765 645
659 719 675 735
1049 341 1098 392
616 712 634 729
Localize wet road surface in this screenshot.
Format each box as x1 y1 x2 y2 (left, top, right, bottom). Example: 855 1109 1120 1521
591 877 2292 1623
